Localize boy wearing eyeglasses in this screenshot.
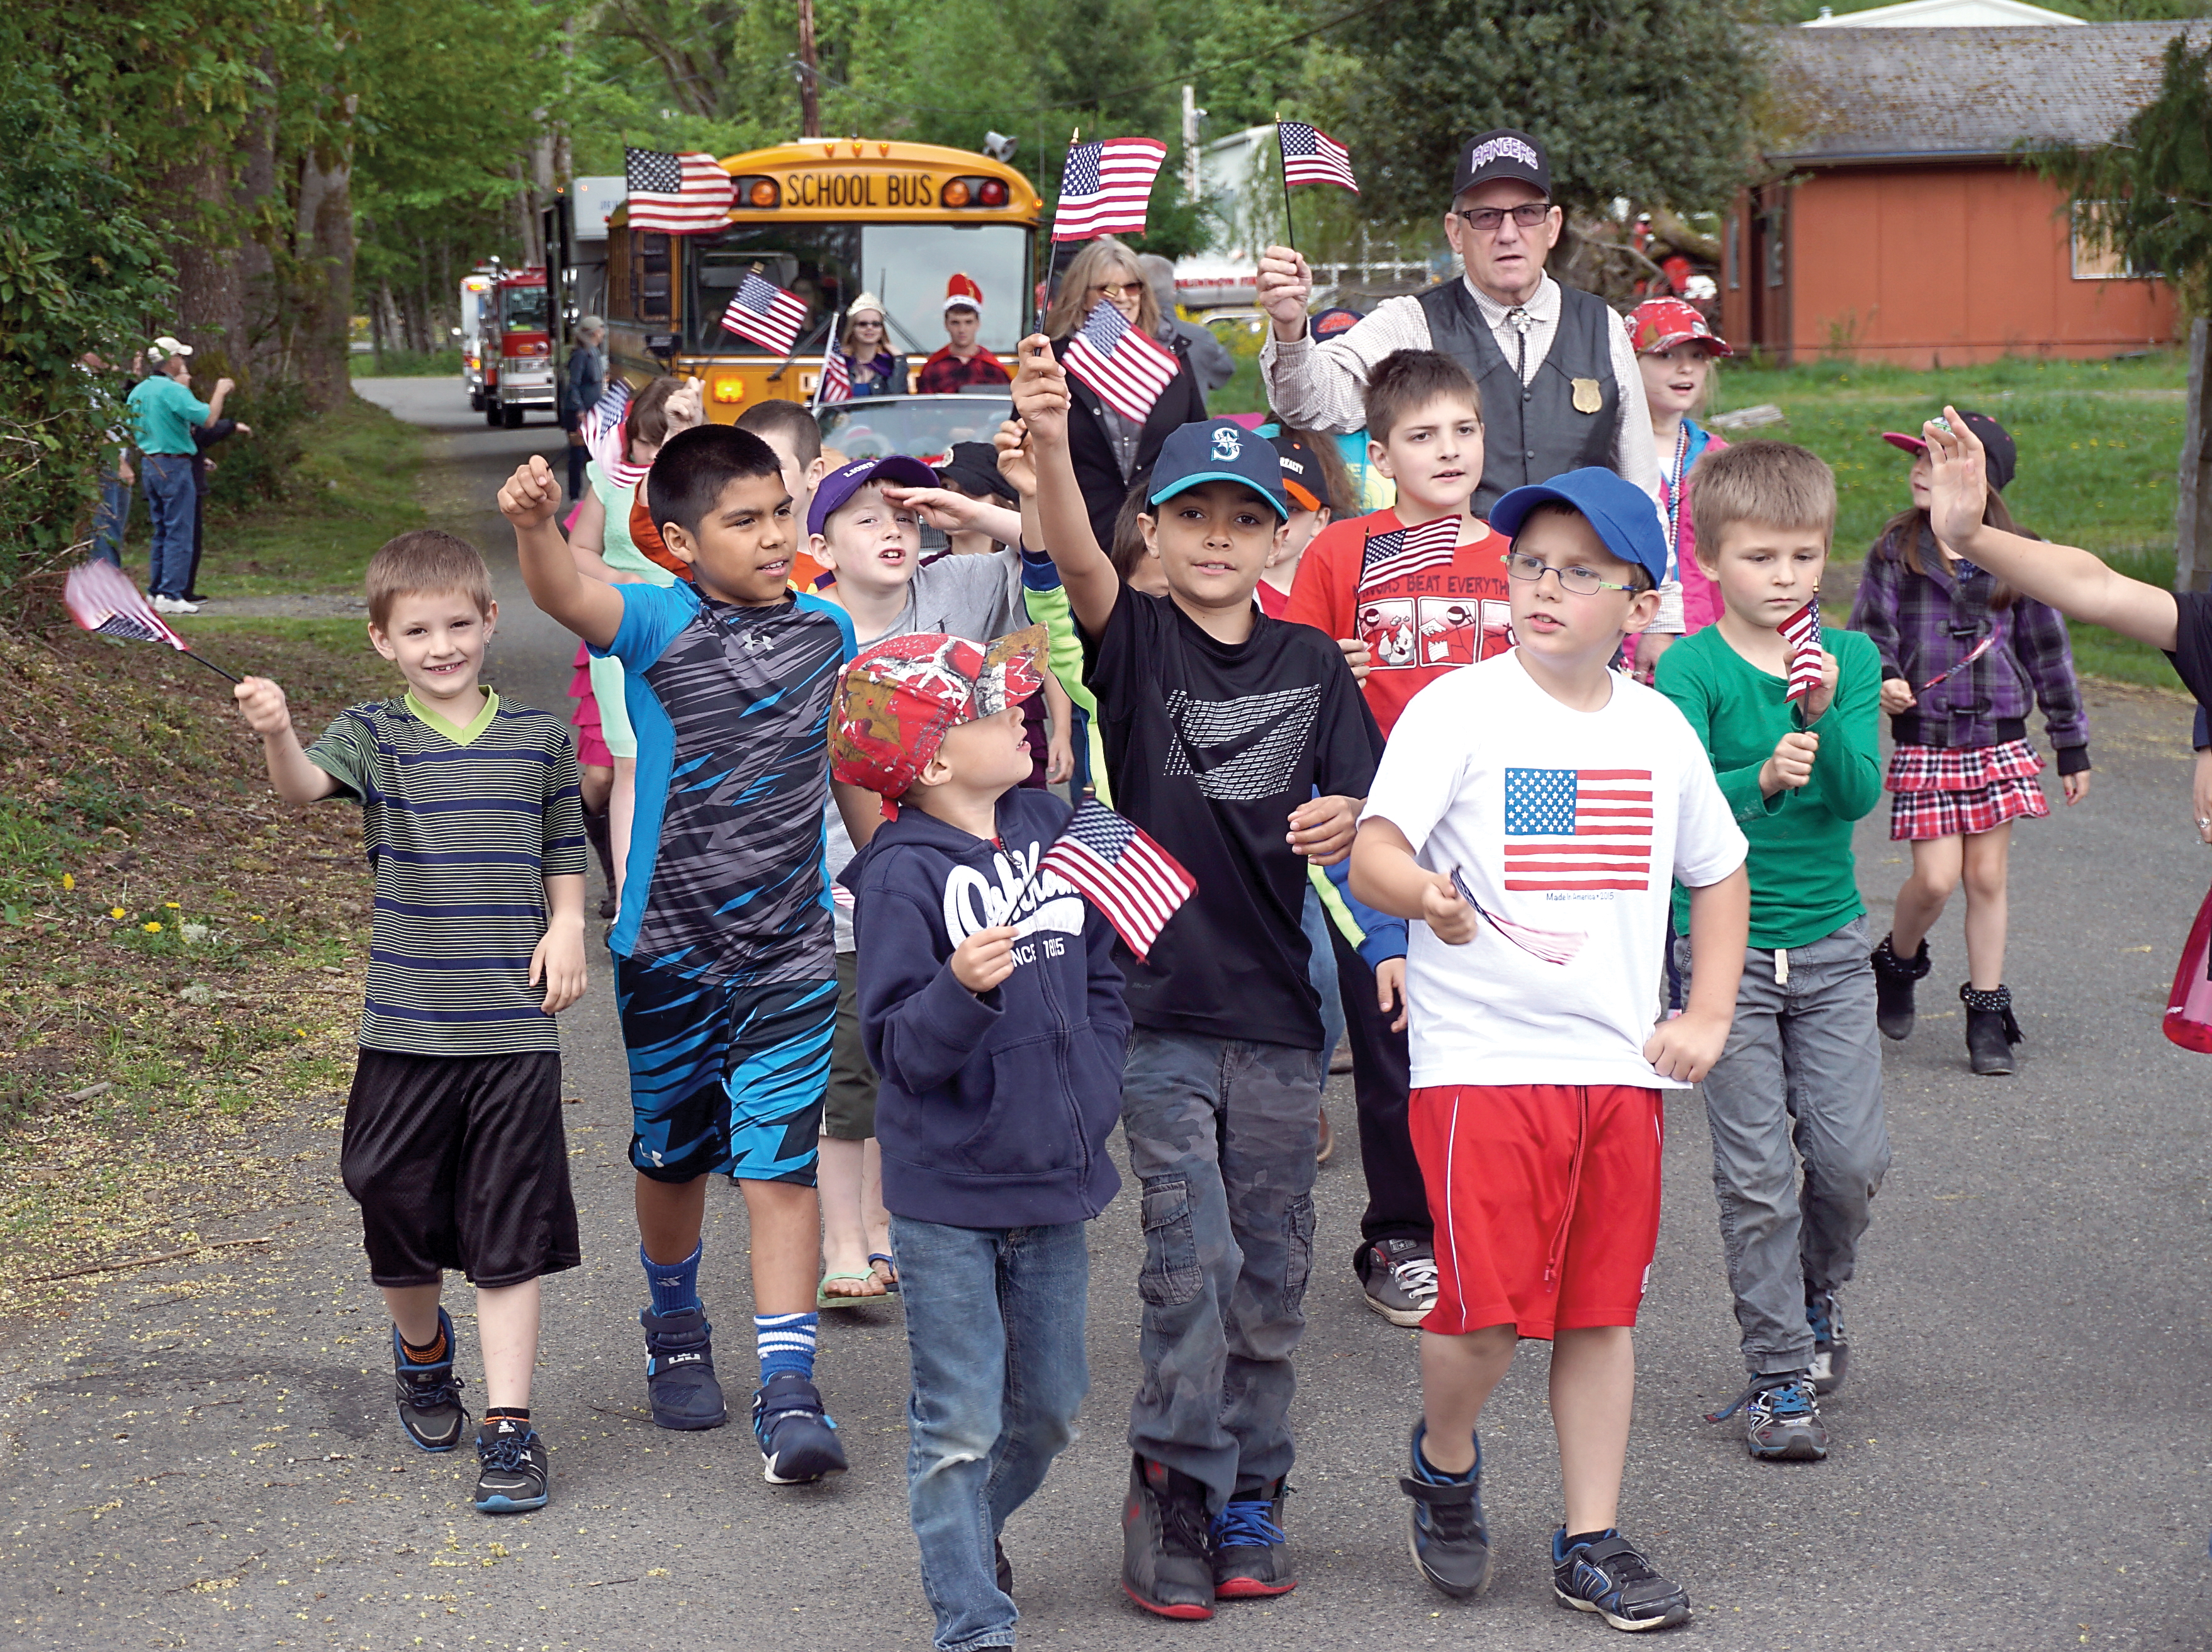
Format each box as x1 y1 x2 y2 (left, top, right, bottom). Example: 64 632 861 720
1350 467 1748 1632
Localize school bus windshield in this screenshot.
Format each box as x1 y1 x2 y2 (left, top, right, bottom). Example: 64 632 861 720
687 223 1029 357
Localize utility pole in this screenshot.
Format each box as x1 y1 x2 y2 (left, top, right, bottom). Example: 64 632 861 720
797 0 821 139
2179 318 2212 594
1181 85 1204 200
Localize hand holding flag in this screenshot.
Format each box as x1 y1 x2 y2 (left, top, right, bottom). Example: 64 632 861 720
1029 799 1196 962
1780 594 1824 704
1449 868 1586 967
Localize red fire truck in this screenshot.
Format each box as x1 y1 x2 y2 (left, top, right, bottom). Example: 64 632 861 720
477 266 556 428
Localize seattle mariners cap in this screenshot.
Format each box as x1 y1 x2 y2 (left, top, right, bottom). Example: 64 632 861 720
1490 467 1669 590
1147 420 1289 520
1452 130 1551 200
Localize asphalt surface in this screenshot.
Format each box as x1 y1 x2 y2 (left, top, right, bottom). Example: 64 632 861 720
8 376 2212 1650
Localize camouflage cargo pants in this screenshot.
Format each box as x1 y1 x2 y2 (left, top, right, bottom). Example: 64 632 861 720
1121 1030 1322 1512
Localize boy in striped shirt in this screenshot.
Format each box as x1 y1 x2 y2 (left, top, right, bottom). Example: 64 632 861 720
233 529 589 1517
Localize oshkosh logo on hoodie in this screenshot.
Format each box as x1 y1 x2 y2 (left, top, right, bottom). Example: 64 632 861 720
941 838 1086 947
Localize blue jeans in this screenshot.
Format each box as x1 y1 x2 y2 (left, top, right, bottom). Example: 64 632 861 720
140 454 196 597
1300 882 1345 1063
91 465 132 566
895 1215 1089 1652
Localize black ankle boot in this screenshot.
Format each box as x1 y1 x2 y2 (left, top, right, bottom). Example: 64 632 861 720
1960 983 2023 1076
1870 935 1929 1041
581 804 617 919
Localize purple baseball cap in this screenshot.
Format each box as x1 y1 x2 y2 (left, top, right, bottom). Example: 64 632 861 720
806 454 939 537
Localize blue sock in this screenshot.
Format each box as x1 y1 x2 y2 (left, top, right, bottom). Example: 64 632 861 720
641 1242 702 1315
755 1312 818 1383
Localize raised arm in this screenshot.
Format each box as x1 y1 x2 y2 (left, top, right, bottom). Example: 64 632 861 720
499 454 625 649
232 675 340 804
1012 335 1119 636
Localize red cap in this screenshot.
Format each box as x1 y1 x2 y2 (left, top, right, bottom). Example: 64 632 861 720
1627 297 1731 358
831 626 1046 799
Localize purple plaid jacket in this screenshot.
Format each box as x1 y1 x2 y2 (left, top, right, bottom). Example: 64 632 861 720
1847 520 2089 773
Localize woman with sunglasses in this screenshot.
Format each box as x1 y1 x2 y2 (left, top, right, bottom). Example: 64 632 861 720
829 293 911 398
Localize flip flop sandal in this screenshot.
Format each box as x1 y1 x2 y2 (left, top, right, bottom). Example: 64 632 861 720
868 1253 901 1295
816 1271 885 1310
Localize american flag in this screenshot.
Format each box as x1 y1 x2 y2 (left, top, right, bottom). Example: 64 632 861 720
817 349 851 405
1358 515 1461 591
1052 138 1167 242
1449 868 1584 967
1279 121 1359 193
720 271 810 356
1919 631 1994 691
64 558 186 651
1063 300 1179 424
1036 800 1196 963
623 147 735 234
1502 768 1653 892
1780 596 1823 702
581 378 631 478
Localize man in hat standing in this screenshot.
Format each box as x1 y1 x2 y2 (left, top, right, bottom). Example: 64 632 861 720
1256 131 1661 527
916 274 1011 394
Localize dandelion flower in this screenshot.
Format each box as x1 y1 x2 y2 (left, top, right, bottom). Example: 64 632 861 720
247 914 266 923
143 921 163 933
110 907 125 920
295 1028 308 1037
164 902 181 910
61 873 74 891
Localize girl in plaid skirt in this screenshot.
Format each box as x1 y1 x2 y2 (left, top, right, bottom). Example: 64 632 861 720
1846 412 2090 1076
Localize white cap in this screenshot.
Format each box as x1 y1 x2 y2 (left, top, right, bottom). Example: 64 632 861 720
149 335 193 361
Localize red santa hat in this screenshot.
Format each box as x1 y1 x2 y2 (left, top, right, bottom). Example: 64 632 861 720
942 273 984 314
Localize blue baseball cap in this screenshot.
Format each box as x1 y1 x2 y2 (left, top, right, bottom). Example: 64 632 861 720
1146 420 1289 521
806 454 938 538
1489 468 1668 590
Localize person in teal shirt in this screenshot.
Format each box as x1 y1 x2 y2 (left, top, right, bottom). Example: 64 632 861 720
125 340 232 611
1654 440 1888 1470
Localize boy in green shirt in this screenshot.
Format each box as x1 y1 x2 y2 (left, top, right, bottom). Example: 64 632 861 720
1654 441 1889 1464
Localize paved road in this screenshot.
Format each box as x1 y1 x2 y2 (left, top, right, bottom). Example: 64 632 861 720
8 378 2212 1650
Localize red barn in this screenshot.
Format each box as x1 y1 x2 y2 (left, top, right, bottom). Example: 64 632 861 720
1723 21 2203 366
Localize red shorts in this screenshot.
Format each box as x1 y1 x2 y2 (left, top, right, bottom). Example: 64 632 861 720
1409 1083 1665 1340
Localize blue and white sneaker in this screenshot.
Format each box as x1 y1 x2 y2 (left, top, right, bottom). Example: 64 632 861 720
391 1308 468 1453
751 1371 847 1485
1552 1528 1690 1631
1806 1290 1849 1395
1398 1422 1491 1599
472 1418 549 1514
1705 1374 1827 1462
639 1305 727 1430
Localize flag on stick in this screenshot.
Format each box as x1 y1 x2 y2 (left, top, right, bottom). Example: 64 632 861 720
63 561 240 683
1035 800 1196 963
1279 121 1360 193
720 271 811 356
1780 595 1824 702
580 378 630 452
623 147 736 234
1449 868 1585 967
817 349 851 405
1052 138 1167 242
1358 515 1461 592
581 379 644 485
1919 631 1995 691
1063 300 1180 424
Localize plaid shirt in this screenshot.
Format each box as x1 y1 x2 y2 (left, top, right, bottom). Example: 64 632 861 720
915 345 1011 395
1847 521 2089 767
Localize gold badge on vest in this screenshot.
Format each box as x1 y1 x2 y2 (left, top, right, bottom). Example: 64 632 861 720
1571 378 1603 415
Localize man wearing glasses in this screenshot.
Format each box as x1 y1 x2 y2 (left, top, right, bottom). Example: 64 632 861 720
1257 129 1661 527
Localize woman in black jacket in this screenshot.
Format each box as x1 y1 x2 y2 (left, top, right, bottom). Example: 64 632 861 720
1045 236 1209 556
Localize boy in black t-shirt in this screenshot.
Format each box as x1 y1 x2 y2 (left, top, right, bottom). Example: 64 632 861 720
1016 337 1379 1617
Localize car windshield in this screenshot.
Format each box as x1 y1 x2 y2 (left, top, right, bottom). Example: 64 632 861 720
817 395 1014 464
501 285 549 331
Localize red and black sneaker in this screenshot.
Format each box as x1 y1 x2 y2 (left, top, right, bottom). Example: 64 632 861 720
1121 1454 1216 1620
1211 1478 1296 1599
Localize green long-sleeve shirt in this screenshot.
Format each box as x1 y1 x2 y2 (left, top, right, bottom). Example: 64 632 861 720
1656 624 1883 949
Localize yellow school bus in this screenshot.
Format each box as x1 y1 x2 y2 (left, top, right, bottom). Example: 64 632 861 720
602 138 1044 419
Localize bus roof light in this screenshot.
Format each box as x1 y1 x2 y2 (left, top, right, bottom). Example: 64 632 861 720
979 179 1008 207
743 177 781 209
942 180 971 208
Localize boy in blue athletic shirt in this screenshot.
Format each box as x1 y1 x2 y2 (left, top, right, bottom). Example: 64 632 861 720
501 428 877 1486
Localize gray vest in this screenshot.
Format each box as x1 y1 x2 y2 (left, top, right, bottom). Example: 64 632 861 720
1417 279 1620 519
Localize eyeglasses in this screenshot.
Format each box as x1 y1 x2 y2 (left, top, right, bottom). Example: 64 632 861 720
1456 203 1553 234
853 317 884 328
1087 281 1141 300
1503 550 1641 595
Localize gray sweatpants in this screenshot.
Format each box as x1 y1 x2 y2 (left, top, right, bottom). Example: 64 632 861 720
1675 915 1891 1377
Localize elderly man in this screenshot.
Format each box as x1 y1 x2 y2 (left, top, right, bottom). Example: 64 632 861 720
125 337 233 614
1257 130 1659 527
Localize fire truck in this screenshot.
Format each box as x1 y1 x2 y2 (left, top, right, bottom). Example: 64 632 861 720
459 271 493 410
472 266 556 428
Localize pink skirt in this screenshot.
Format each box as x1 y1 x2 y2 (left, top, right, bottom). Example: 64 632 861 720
1886 740 2047 840
569 640 612 768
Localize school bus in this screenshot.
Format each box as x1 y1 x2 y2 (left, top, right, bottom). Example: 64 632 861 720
602 138 1044 419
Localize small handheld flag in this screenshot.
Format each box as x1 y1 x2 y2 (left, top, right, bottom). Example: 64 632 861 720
1279 121 1359 193
1449 868 1585 967
1064 300 1180 424
818 349 852 406
1052 138 1167 242
623 147 736 234
63 561 240 683
1780 595 1824 702
1033 800 1196 963
1358 515 1461 592
1919 631 1995 692
720 271 811 356
581 379 643 485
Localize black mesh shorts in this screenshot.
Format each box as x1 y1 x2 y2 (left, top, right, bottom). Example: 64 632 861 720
342 1048 583 1289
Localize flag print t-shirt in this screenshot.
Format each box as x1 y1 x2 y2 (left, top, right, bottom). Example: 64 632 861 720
1084 587 1381 1049
1361 651 1745 1089
1282 509 1508 737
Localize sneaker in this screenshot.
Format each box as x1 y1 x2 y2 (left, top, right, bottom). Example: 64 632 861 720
750 1371 847 1484
1211 1478 1295 1599
1552 1529 1692 1631
1361 1239 1439 1327
391 1309 468 1452
1399 1424 1491 1599
639 1305 727 1430
1120 1454 1216 1620
471 1418 549 1514
1705 1374 1828 1462
1805 1290 1849 1395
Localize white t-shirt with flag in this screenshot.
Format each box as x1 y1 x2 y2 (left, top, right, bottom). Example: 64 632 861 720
1361 650 1746 1090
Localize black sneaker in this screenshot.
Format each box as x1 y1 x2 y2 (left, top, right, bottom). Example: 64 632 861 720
751 1371 847 1485
1120 1454 1216 1620
1552 1529 1691 1631
472 1418 549 1514
1806 1290 1849 1395
391 1308 468 1453
1399 1423 1491 1599
1211 1478 1294 1599
1361 1239 1440 1327
639 1305 727 1430
1706 1374 1828 1462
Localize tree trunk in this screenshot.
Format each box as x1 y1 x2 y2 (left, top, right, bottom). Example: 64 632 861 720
156 155 249 379
2178 318 2212 595
293 94 358 413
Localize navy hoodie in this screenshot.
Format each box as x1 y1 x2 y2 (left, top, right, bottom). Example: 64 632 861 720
846 787 1128 1228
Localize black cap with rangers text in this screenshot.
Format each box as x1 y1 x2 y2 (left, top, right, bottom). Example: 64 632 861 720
1452 130 1551 200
